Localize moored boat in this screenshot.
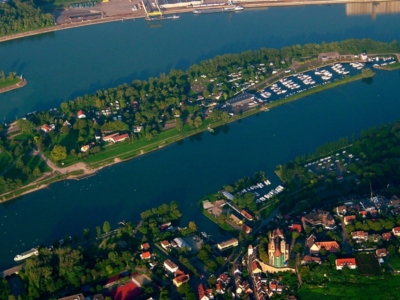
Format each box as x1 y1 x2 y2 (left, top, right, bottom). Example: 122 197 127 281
14 248 39 261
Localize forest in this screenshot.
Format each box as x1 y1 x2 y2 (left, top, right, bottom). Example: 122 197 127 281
276 120 400 208
0 0 54 37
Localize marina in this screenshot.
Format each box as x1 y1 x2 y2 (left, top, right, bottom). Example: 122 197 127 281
193 5 244 13
255 58 395 104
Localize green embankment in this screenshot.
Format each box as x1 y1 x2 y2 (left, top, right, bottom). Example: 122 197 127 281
75 71 374 169
0 77 21 89
298 275 400 300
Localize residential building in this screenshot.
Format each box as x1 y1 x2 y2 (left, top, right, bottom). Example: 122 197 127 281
217 238 239 251
230 214 242 225
301 255 321 265
198 283 214 300
351 231 368 241
133 126 143 133
301 210 336 230
140 251 151 260
77 110 86 119
251 260 262 274
80 145 90 152
173 237 192 251
376 248 387 257
161 240 170 250
288 224 302 233
306 234 317 249
103 133 119 142
112 133 129 143
335 258 357 270
62 120 71 127
141 243 150 250
392 227 400 237
173 269 190 287
310 241 340 255
336 205 347 215
248 245 254 257
267 228 289 268
222 191 234 201
344 215 356 225
241 209 253 221
382 232 392 241
164 259 178 273
242 224 252 234
41 124 55 133
226 93 254 108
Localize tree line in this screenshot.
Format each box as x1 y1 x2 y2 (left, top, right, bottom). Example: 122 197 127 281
0 0 54 37
16 39 399 164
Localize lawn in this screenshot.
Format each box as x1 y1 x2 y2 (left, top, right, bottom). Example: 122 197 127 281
298 274 400 300
389 255 400 270
0 77 20 89
0 151 13 173
12 132 33 142
23 155 51 173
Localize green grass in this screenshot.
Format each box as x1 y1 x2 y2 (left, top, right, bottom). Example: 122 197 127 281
298 274 400 300
12 132 33 141
202 210 235 232
57 130 79 152
0 78 20 89
23 155 51 173
389 255 400 269
0 151 13 173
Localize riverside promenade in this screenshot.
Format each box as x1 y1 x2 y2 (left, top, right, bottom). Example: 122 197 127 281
0 0 397 44
0 78 27 94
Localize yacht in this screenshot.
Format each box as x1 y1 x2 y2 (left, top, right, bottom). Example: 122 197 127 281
14 248 39 261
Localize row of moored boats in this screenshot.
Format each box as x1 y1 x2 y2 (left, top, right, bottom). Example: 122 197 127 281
256 185 284 203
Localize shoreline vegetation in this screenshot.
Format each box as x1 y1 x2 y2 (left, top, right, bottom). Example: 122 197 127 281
0 39 397 202
0 72 26 94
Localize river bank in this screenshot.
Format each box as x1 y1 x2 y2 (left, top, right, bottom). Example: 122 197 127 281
0 0 397 44
0 78 26 94
0 64 376 203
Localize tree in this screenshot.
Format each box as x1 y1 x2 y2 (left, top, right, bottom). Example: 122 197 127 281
292 242 303 254
188 221 197 232
96 226 101 238
175 118 183 131
103 221 111 234
33 167 41 178
194 116 202 129
17 119 35 133
51 145 67 161
83 228 91 241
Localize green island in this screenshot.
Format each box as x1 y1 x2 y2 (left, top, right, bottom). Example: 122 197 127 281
0 72 26 93
4 114 400 300
0 38 398 201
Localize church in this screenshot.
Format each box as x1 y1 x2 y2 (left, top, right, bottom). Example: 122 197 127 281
267 228 289 268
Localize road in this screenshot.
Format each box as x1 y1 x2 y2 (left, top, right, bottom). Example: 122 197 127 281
0 264 24 278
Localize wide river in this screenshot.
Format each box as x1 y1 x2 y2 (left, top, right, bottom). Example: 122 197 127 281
0 4 400 269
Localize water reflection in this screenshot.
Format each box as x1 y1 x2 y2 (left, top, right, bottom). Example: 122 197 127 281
362 77 374 85
346 1 400 19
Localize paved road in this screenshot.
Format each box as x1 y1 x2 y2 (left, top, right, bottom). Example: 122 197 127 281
0 264 24 278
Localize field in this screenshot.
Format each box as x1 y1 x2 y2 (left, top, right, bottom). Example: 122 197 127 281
298 274 400 300
389 255 400 270
0 151 13 172
0 77 20 89
357 253 381 276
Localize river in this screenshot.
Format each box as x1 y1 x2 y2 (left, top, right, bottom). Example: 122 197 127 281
0 4 400 270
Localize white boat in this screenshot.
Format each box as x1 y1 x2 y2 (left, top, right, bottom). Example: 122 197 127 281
14 248 39 261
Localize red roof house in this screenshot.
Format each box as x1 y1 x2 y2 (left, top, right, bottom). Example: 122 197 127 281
140 251 151 260
336 258 357 270
288 224 302 233
77 110 86 119
344 215 356 225
392 227 400 237
376 248 387 257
